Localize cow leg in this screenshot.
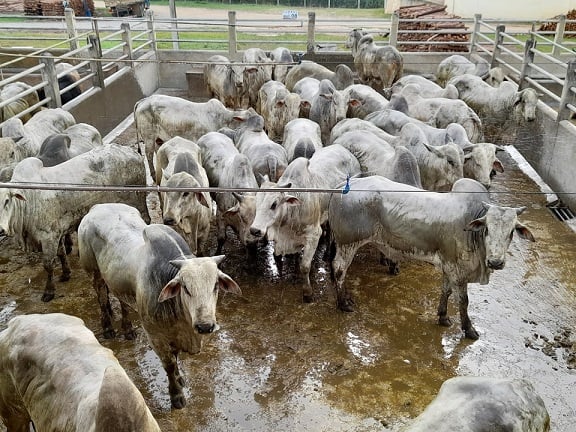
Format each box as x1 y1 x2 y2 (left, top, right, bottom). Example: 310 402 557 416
93 270 115 339
156 348 186 409
457 283 479 340
215 217 227 255
57 237 71 282
331 244 358 312
120 301 135 340
300 233 321 303
437 276 453 327
274 254 284 275
41 253 57 302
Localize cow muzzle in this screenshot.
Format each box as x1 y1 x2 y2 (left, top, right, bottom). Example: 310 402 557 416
195 323 217 334
163 217 176 226
487 258 505 270
249 227 263 238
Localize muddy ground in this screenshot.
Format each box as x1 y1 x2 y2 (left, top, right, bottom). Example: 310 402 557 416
0 111 575 431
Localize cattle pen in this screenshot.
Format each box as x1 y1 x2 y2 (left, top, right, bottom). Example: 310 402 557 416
1 7 576 432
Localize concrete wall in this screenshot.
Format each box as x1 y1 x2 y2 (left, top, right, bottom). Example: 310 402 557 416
446 0 576 20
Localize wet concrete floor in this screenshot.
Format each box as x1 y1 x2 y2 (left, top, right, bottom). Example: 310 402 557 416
0 137 575 431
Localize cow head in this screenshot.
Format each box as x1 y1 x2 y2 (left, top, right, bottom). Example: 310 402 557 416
249 179 300 239
223 192 258 246
158 256 241 342
513 88 539 122
462 143 503 189
0 189 26 241
466 203 535 270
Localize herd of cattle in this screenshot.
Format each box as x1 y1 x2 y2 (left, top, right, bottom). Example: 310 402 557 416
0 29 551 431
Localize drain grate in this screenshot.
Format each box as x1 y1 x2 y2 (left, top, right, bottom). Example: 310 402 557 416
547 200 575 222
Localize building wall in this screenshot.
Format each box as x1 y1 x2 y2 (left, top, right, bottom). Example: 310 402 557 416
387 0 576 20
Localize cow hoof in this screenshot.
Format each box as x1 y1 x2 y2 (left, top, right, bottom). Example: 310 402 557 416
60 273 71 282
338 299 355 312
438 317 452 327
41 292 55 302
303 293 314 303
103 329 116 339
171 394 186 410
464 327 480 340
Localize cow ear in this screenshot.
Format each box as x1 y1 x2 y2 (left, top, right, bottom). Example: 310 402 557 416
515 223 535 242
217 271 242 295
465 216 486 232
196 191 211 208
283 194 300 206
493 159 504 173
158 279 181 302
12 192 26 201
348 98 361 107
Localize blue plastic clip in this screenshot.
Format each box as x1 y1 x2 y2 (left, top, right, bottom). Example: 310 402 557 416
342 174 350 195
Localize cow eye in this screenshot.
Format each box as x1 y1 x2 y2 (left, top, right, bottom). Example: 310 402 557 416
270 202 277 211
447 159 455 167
182 192 189 197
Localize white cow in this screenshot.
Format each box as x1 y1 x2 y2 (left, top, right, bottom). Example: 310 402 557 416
386 74 459 99
346 29 403 90
269 47 294 83
0 81 41 123
435 54 490 87
366 110 504 188
257 80 301 142
203 54 246 109
332 129 422 188
0 313 161 432
242 48 273 109
0 144 148 302
0 122 103 181
233 114 289 184
341 84 390 119
402 376 550 431
309 79 359 144
284 60 354 91
447 73 539 140
329 117 396 144
329 176 535 339
391 123 464 191
0 108 76 166
249 145 361 303
78 203 242 409
157 136 212 256
282 118 323 162
398 83 484 143
198 131 259 254
133 95 256 180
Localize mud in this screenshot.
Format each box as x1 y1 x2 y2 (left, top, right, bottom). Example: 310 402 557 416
1 120 575 431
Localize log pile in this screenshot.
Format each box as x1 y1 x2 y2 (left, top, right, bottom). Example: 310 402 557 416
397 4 469 52
22 0 94 16
538 9 576 37
0 0 24 13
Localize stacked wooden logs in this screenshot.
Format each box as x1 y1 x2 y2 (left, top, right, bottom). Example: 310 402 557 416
397 4 469 52
538 9 576 37
22 0 94 16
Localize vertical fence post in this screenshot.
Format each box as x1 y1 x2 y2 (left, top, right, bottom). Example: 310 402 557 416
121 22 133 69
469 13 481 54
64 8 79 53
228 11 237 57
146 10 157 54
169 1 179 50
389 10 399 48
491 24 505 68
39 54 61 108
519 39 536 90
557 60 576 122
88 34 105 89
307 12 316 54
552 14 566 57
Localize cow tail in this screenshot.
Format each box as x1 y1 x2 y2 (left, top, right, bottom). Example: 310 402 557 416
133 99 144 155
